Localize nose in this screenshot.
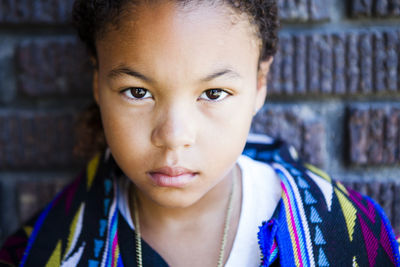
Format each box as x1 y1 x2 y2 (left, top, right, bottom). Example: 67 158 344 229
151 103 196 150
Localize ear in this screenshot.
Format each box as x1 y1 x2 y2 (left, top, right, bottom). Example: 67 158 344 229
254 57 273 115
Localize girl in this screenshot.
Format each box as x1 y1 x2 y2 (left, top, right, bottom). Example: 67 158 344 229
1 0 399 266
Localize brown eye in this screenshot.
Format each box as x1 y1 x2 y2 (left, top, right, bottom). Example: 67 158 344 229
122 87 152 100
200 89 229 101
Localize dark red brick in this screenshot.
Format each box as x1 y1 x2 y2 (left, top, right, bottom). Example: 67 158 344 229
0 110 80 169
16 39 92 97
0 0 75 24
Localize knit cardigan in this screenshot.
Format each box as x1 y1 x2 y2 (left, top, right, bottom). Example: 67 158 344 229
1 138 399 266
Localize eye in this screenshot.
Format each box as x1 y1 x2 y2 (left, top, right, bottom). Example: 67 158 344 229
121 87 152 100
199 89 230 101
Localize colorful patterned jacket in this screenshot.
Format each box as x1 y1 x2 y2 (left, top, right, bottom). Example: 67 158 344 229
1 137 399 266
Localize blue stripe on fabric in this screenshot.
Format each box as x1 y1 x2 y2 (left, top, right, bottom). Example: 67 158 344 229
104 207 119 266
277 168 311 266
20 191 64 267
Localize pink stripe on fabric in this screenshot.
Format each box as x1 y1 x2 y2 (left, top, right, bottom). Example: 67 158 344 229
282 182 304 267
111 230 119 267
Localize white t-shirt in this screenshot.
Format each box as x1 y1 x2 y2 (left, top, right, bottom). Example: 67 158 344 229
117 155 282 266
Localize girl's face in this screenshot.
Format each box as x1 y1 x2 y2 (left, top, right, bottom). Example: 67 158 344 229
94 1 270 208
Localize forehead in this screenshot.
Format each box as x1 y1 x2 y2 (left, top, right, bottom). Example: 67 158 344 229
96 1 261 81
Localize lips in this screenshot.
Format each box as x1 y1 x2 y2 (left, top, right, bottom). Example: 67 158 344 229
148 166 198 187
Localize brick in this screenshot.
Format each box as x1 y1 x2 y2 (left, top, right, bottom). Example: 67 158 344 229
0 42 16 104
386 31 399 92
268 49 282 95
320 36 333 94
277 0 330 21
383 109 400 164
16 39 92 97
332 34 346 94
0 0 75 24
309 0 330 20
348 107 400 165
373 32 386 92
394 184 400 235
360 33 373 93
294 35 307 94
18 179 68 223
0 110 80 169
347 33 360 94
303 122 325 166
308 35 321 94
251 107 325 166
349 108 369 164
350 0 400 17
379 182 394 223
281 34 294 95
368 109 385 164
268 29 400 96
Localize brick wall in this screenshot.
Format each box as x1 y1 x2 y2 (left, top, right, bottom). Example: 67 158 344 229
0 0 400 245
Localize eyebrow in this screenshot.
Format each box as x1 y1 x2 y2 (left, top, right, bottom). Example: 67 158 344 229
108 66 153 83
107 65 242 83
201 68 242 82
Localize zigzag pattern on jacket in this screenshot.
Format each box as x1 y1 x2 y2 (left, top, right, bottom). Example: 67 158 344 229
0 137 399 266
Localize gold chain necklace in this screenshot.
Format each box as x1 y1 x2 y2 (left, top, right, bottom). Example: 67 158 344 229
133 168 237 267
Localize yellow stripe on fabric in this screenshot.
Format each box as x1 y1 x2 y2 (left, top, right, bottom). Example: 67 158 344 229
87 153 101 190
282 192 301 266
352 256 359 267
335 188 357 242
304 164 331 183
114 245 120 267
64 204 84 259
45 240 62 267
336 181 349 196
23 226 33 237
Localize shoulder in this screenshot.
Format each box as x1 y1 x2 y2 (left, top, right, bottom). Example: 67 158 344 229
0 153 104 266
243 136 400 265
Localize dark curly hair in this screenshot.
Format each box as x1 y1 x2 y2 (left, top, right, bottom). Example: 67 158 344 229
72 0 279 158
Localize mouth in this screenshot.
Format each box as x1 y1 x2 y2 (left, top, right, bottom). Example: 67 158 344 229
147 166 199 188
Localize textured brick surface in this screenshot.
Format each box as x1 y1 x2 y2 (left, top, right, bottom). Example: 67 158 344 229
342 180 400 234
16 39 92 97
0 0 75 23
18 179 68 223
278 0 330 21
350 0 400 17
251 107 325 166
0 110 79 168
349 107 400 165
268 29 400 95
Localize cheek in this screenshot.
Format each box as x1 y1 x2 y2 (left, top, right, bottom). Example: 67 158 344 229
99 102 152 164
